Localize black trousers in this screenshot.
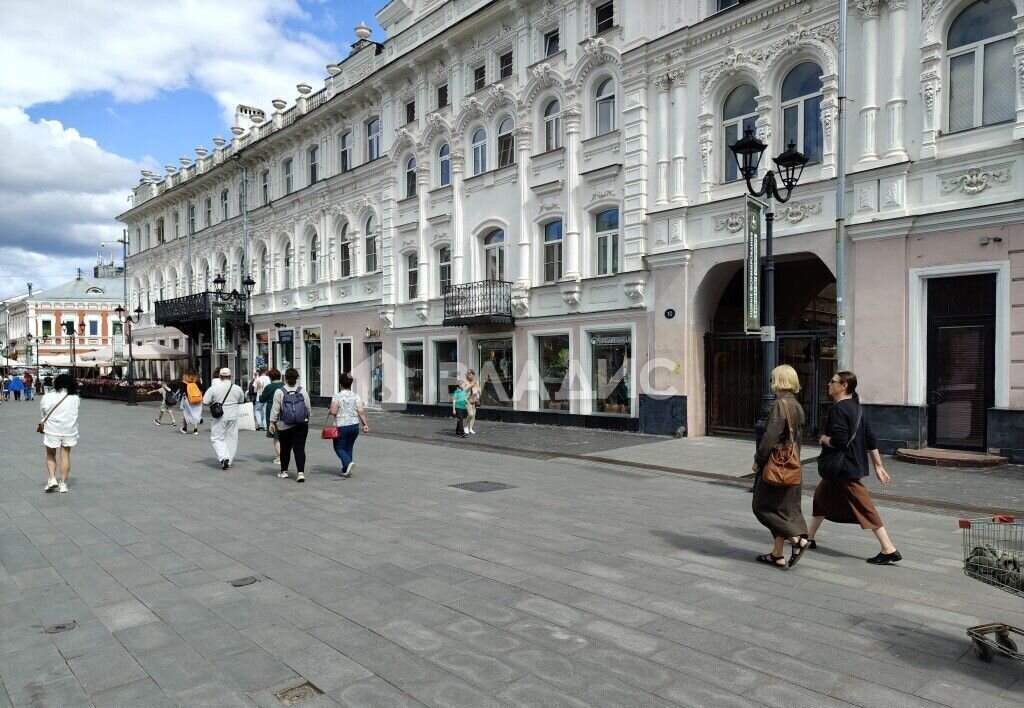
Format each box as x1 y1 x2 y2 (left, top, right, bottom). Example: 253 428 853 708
279 423 309 472
454 408 466 436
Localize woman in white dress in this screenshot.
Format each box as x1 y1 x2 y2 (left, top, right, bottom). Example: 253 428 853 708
41 374 81 493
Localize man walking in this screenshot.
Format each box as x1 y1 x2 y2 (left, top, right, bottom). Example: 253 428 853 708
203 367 246 470
253 366 270 430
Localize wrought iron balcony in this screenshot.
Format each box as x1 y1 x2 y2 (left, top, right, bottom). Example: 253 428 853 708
443 280 514 327
154 291 246 327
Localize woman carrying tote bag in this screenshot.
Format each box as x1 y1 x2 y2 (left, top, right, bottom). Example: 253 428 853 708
751 364 810 570
811 371 901 565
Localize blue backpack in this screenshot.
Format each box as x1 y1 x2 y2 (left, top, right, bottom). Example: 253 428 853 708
280 387 308 425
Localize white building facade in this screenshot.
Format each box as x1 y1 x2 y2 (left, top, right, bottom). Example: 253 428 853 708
119 0 1024 459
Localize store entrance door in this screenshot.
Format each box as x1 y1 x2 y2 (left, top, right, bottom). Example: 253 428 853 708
366 342 383 406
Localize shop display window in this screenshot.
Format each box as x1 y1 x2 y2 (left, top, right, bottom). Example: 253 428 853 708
591 331 631 415
477 338 513 407
537 335 570 411
403 343 424 403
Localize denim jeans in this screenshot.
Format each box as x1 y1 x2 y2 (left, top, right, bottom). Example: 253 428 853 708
332 424 360 469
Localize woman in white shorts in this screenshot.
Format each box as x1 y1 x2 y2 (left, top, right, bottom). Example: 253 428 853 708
40 374 81 494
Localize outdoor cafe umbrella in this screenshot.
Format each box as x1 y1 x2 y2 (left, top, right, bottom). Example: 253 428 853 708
81 343 188 361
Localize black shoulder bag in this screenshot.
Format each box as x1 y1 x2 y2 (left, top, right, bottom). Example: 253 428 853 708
210 384 232 419
817 403 862 479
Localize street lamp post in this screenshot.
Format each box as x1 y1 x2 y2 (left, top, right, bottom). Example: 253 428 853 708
114 304 144 406
62 321 85 374
26 333 35 371
728 129 809 443
212 273 255 384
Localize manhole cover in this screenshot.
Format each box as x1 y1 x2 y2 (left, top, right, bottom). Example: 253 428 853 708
229 576 260 587
43 620 77 634
450 481 515 493
273 681 323 705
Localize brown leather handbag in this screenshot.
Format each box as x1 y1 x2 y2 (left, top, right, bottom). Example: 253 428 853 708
762 399 802 487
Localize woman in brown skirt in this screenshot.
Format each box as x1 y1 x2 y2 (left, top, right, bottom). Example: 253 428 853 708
810 371 901 565
751 364 810 570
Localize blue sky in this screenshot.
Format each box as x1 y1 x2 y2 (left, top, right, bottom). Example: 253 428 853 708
0 0 384 299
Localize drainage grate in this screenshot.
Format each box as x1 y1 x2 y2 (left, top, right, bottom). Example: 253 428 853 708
229 576 260 587
450 481 515 493
273 681 323 705
43 620 77 634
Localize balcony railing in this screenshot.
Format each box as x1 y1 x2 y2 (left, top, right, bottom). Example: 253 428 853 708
154 291 246 327
443 280 514 327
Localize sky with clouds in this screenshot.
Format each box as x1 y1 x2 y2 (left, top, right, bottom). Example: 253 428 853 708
0 0 383 299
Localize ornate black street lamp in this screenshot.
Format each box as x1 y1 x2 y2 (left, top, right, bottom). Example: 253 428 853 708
61 321 86 374
728 128 809 442
211 273 255 383
114 304 144 406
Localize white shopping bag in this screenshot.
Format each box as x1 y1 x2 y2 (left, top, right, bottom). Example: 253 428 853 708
236 401 257 431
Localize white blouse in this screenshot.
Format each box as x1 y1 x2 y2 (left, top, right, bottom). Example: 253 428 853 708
40 391 80 437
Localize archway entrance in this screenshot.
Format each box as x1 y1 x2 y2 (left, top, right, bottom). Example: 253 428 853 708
705 256 837 439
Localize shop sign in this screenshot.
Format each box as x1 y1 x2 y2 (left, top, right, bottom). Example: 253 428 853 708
212 302 228 353
591 334 631 346
279 330 294 345
743 194 763 335
256 331 269 344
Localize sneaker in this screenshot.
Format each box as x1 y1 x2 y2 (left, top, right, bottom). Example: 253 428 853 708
277 471 289 479
220 459 229 470
468 429 476 435
273 457 281 464
153 419 161 426
44 478 58 492
193 430 199 436
180 427 188 435
58 482 68 493
296 472 305 483
866 550 902 565
226 461 233 469
342 462 354 478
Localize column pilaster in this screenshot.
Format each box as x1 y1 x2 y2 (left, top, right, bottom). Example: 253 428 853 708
670 72 687 204
561 105 582 282
857 0 881 163
884 0 909 159
514 125 533 288
655 75 671 207
450 148 466 285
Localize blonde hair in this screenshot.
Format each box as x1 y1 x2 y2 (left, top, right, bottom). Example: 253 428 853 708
770 364 801 394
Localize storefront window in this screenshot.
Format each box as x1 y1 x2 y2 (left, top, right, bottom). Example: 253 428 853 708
403 343 424 403
435 340 459 403
478 338 513 407
537 335 570 411
591 331 631 415
303 329 321 398
275 331 294 372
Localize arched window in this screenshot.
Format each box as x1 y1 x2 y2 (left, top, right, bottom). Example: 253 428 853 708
947 0 1016 132
283 242 293 289
406 156 417 198
472 128 487 175
543 220 563 283
438 245 452 294
722 84 758 182
309 233 320 283
218 256 228 285
497 117 515 167
544 99 562 151
595 209 619 276
484 229 505 281
781 62 823 164
365 216 378 272
438 144 451 186
259 248 269 293
595 78 616 135
339 131 352 172
221 188 230 219
339 224 351 278
367 118 381 161
407 253 419 300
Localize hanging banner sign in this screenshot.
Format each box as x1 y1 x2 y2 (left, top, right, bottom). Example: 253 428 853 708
112 321 124 359
743 194 764 335
212 302 228 353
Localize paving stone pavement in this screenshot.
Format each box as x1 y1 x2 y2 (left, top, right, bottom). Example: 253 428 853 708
1 399 1024 708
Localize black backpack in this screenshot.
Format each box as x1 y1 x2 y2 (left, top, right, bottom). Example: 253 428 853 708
163 387 178 407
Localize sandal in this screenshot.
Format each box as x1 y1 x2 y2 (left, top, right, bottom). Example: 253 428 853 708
788 537 810 568
755 553 788 570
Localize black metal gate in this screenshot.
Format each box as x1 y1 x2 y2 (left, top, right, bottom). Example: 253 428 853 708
705 330 836 440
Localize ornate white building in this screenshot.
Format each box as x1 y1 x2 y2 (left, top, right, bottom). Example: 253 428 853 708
119 0 1024 459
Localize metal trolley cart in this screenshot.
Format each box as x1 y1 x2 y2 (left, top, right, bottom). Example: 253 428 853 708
960 516 1024 662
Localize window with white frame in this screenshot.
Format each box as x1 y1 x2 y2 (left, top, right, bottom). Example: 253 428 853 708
947 0 1016 133
781 62 823 164
595 208 620 276
437 83 449 108
406 156 417 198
499 51 513 79
543 220 563 283
595 78 616 135
259 247 269 292
405 100 416 125
283 158 294 194
473 64 486 91
438 245 451 294
145 223 151 248
722 84 758 182
484 229 506 281
283 242 293 289
339 224 351 277
595 1 614 33
339 132 352 172
497 117 515 167
407 253 418 300
367 118 381 161
309 233 320 283
544 99 562 150
365 215 378 272
221 188 229 219
187 203 196 234
544 29 560 57
261 169 270 205
472 128 487 174
204 197 212 226
174 210 180 238
308 145 319 184
88 319 99 336
438 143 451 186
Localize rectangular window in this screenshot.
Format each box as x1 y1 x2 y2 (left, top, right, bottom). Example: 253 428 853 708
591 331 631 415
499 51 513 79
473 65 486 91
365 234 378 272
477 338 513 407
403 343 424 403
261 170 270 204
407 253 418 300
438 246 452 294
172 338 180 349
537 334 570 410
717 0 741 9
435 340 459 404
174 211 180 238
42 321 52 337
595 209 620 276
221 189 229 219
145 223 151 247
497 131 514 168
339 133 352 172
188 203 196 234
308 146 319 184
367 119 381 161
544 29 560 57
543 220 563 283
284 158 293 194
88 320 98 336
303 328 321 398
437 84 449 108
405 101 416 124
983 38 1015 126
595 1 614 33
204 198 211 226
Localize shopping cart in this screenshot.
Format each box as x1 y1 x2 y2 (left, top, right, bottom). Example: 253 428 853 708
959 516 1024 662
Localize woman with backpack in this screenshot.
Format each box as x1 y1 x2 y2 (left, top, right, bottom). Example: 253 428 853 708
148 380 179 426
180 370 204 435
810 370 901 565
269 368 310 483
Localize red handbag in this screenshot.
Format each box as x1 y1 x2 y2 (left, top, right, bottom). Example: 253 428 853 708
321 413 339 440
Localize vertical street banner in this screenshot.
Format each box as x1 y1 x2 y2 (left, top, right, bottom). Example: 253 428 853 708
212 302 228 353
112 321 124 360
743 194 763 335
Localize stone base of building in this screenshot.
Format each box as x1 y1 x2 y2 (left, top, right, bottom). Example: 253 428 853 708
864 404 1024 464
988 408 1024 464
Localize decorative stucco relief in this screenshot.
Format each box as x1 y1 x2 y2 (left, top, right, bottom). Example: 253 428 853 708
940 164 1012 195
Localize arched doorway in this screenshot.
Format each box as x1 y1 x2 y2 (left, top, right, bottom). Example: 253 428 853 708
705 255 837 438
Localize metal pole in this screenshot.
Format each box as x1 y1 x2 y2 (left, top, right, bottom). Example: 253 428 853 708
127 323 136 405
835 0 849 369
755 199 777 444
